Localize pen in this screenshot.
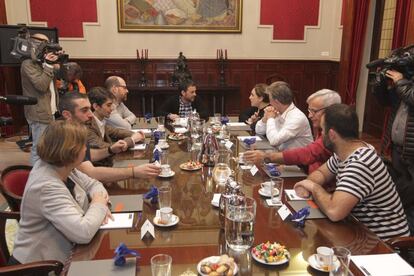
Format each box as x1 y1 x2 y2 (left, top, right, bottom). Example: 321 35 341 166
359 265 372 276
134 212 143 228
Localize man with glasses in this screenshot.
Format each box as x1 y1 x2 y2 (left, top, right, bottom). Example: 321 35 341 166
244 89 341 173
105 76 136 130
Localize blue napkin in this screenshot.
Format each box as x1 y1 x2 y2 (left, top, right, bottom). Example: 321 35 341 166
153 147 161 162
153 130 160 145
114 243 140 266
265 163 281 177
243 137 256 148
291 206 310 228
144 113 153 123
220 116 229 125
144 185 159 204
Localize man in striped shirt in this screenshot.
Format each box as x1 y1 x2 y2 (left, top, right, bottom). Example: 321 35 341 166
294 104 410 240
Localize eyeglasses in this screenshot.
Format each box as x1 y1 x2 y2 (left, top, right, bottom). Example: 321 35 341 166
308 107 326 115
117 85 128 90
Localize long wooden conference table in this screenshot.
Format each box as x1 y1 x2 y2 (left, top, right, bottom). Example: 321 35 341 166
66 124 393 275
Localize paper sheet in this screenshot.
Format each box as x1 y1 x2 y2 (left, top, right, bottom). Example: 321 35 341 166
350 253 414 276
132 129 152 134
100 213 134 229
227 122 248 126
129 144 146 151
211 193 221 206
285 189 312 200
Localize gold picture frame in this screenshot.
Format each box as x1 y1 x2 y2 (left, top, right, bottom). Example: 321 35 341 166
117 0 242 33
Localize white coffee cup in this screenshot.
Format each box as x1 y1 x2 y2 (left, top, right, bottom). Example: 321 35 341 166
160 207 173 224
316 246 334 268
160 164 171 176
261 181 273 193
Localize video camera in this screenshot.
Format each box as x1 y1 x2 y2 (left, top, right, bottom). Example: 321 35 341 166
10 27 68 64
366 45 414 87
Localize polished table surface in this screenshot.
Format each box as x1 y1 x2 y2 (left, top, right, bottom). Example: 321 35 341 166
68 127 393 275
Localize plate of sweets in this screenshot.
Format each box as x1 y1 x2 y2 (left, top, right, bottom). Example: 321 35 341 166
197 254 238 276
168 133 186 141
180 160 203 171
251 241 290 265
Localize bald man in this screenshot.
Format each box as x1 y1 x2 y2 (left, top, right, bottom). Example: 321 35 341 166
21 33 60 165
104 76 136 130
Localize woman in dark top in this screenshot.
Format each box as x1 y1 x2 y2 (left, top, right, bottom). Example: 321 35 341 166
239 83 270 131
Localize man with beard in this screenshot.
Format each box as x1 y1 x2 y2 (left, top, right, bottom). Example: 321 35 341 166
294 104 410 240
157 79 208 120
105 76 136 130
59 92 161 182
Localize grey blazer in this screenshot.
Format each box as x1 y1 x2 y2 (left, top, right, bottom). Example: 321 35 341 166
12 160 108 263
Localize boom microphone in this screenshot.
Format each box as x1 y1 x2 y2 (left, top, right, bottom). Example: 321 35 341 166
0 95 38 105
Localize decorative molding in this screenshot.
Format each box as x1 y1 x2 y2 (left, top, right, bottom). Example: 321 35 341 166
26 0 100 40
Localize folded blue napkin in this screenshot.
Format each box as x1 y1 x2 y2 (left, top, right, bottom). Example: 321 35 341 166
265 163 281 177
243 137 256 148
220 116 229 125
291 206 310 228
114 243 140 266
153 130 161 145
144 185 159 204
144 113 153 123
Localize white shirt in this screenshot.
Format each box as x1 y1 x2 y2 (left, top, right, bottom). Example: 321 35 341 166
43 63 57 115
107 102 136 130
93 114 106 138
255 103 313 150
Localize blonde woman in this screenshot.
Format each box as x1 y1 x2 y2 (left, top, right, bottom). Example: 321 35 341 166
10 121 112 265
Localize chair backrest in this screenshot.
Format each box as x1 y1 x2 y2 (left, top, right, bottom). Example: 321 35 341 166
0 211 20 266
0 165 32 212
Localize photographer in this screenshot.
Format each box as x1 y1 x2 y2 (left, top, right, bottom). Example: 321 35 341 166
21 33 61 165
371 46 414 234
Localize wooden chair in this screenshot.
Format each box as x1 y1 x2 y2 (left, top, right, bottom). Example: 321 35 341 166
0 165 32 212
386 236 414 266
0 211 63 275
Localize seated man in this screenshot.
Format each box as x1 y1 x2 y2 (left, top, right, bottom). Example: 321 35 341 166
105 76 136 130
244 89 341 173
87 87 145 166
59 92 161 182
157 80 208 120
255 81 313 150
294 104 410 240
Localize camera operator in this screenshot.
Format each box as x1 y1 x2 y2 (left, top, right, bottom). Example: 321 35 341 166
372 49 414 234
21 33 61 165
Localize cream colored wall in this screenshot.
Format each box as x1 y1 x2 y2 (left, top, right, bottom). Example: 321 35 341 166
5 0 343 60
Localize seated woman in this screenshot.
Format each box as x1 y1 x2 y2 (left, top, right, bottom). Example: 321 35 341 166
238 83 270 131
10 121 111 265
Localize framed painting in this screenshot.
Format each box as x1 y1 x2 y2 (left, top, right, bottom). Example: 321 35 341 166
117 0 242 33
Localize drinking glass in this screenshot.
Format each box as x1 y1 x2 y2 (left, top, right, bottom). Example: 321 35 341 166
225 196 256 251
329 247 351 276
270 177 283 204
159 186 172 209
151 254 172 276
190 141 202 162
160 150 168 166
156 116 165 128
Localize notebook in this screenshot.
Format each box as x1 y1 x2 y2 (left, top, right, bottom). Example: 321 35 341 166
287 200 326 219
68 258 136 276
109 194 143 212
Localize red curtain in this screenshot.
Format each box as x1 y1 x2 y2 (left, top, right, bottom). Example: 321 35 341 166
340 0 371 104
392 0 412 49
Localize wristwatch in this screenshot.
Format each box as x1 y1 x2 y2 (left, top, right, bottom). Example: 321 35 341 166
264 152 272 164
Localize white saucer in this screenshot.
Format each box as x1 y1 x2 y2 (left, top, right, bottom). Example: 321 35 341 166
251 249 290 265
158 171 175 178
159 144 169 149
307 254 339 272
258 187 279 197
153 214 180 227
197 256 238 276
